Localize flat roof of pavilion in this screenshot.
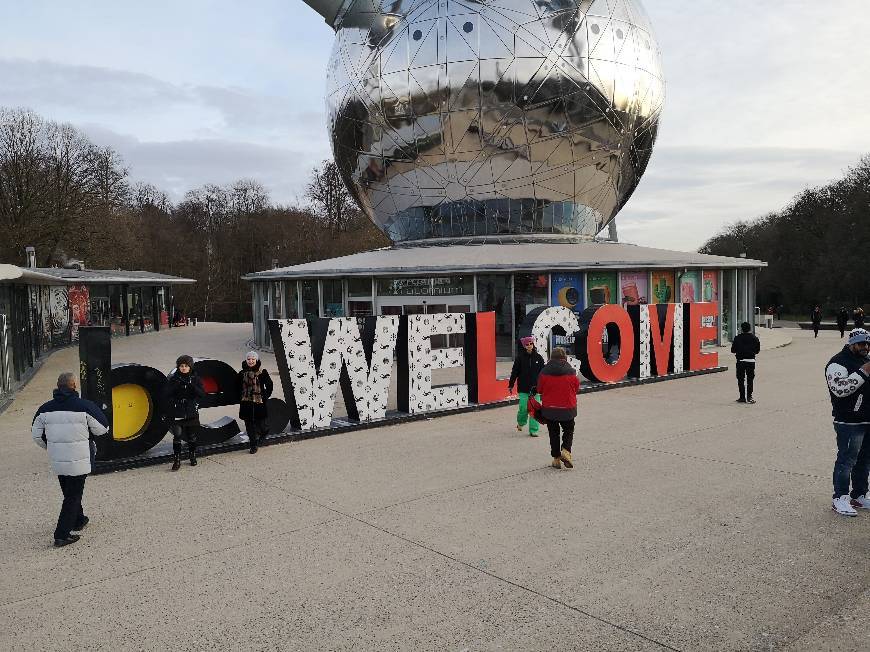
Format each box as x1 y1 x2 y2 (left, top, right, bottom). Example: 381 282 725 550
244 240 765 280
31 267 195 285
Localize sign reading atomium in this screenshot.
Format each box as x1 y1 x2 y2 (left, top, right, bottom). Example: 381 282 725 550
319 0 665 241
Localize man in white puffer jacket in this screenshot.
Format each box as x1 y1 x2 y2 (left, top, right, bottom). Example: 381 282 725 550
32 372 109 547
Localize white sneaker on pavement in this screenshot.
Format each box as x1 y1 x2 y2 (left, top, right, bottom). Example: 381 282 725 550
832 495 858 517
850 493 870 510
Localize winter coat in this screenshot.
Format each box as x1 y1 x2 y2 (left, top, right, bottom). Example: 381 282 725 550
826 345 870 424
837 310 849 328
536 359 580 422
237 360 273 421
163 371 206 421
811 310 822 326
508 348 545 393
731 333 760 361
32 388 109 476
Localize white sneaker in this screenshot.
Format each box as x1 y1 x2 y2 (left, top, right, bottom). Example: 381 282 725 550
850 494 870 510
832 495 858 517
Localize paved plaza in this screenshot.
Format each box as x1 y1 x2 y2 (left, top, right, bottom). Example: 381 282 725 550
0 324 868 651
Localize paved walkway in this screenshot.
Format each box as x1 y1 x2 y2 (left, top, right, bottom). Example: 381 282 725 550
0 324 867 651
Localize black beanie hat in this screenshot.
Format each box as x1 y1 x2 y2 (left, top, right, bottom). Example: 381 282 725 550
176 354 194 368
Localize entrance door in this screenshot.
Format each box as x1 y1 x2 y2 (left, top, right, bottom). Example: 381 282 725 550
375 297 474 349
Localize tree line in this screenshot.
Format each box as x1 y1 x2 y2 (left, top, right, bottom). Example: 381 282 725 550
0 107 389 322
699 155 870 318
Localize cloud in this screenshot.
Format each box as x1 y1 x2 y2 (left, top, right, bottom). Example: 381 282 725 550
618 145 865 251
80 125 318 205
0 58 330 147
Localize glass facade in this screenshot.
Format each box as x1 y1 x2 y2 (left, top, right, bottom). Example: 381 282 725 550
301 280 318 318
285 281 299 319
142 288 155 332
250 270 756 357
514 274 549 349
322 279 344 318
477 275 513 358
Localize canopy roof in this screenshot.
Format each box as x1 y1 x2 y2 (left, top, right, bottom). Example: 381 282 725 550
244 240 765 281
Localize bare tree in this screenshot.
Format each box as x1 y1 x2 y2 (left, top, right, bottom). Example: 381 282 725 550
90 145 130 211
305 159 356 231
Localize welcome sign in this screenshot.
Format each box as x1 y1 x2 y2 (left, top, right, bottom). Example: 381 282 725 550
81 303 719 466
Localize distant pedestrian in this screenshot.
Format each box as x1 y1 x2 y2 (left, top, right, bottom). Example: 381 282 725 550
824 328 870 517
731 322 761 404
854 307 865 328
238 351 273 454
31 372 109 547
163 354 206 470
811 306 822 338
605 321 621 360
508 336 545 437
536 347 580 469
837 307 849 338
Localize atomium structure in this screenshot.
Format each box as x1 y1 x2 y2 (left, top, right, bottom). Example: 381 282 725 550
302 0 665 243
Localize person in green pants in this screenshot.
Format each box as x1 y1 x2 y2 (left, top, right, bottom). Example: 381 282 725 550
509 336 545 437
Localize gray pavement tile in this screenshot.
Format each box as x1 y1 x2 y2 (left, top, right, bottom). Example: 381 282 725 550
0 459 333 604
228 408 620 515
781 588 870 652
647 408 835 478
359 447 870 651
2 325 866 651
0 518 665 652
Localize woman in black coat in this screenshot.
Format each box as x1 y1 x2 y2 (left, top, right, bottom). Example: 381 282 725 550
163 354 206 470
237 351 273 454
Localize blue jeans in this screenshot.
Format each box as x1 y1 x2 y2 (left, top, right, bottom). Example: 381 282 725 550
833 423 870 498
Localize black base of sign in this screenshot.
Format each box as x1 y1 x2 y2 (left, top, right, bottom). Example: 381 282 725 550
92 366 727 475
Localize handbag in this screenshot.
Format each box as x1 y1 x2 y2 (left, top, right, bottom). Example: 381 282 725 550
527 395 545 423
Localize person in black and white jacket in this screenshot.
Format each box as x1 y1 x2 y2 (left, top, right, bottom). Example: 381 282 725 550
825 328 870 517
32 372 109 547
731 321 761 404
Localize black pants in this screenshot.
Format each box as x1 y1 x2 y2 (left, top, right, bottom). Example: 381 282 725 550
813 325 820 337
736 361 756 400
839 324 846 338
244 418 268 448
546 419 575 458
171 419 199 455
55 474 87 540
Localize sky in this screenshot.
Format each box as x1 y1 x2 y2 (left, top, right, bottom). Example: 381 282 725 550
1 0 869 251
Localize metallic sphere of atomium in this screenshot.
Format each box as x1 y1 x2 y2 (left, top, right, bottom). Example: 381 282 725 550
316 0 665 243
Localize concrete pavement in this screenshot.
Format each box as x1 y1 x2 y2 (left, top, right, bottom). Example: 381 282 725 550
0 324 867 651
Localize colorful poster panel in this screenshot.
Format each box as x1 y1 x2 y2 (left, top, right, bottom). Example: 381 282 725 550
619 271 649 307
551 274 585 315
586 271 617 306
702 270 719 303
702 270 719 333
68 285 90 340
679 270 701 303
650 271 676 304
551 273 584 347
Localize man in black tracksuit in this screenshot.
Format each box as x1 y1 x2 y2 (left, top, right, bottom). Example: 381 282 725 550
837 307 849 338
825 328 870 516
731 321 760 404
163 354 206 470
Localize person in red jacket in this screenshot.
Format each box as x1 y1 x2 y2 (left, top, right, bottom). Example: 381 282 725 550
536 347 580 469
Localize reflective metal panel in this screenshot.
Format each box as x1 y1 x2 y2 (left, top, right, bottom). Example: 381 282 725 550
326 0 665 243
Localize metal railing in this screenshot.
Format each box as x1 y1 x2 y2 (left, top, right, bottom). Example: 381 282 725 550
0 314 11 396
